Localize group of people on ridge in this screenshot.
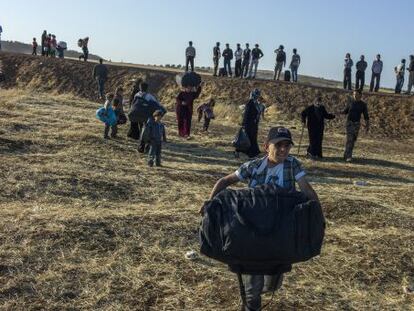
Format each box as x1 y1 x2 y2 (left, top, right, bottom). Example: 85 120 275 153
34 30 67 58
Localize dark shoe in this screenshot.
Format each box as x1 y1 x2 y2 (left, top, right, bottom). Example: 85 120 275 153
148 161 154 167
104 135 110 139
137 146 145 153
155 163 162 167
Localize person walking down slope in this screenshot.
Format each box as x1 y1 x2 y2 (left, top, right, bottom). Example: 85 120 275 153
301 95 335 159
212 42 221 76
343 53 353 90
237 89 262 159
176 84 202 139
342 90 369 162
185 41 196 72
369 54 383 92
394 59 406 94
406 55 414 95
248 44 264 79
355 55 368 91
274 45 286 80
241 43 251 78
222 43 234 77
234 44 243 77
93 59 109 99
208 126 319 311
290 48 301 82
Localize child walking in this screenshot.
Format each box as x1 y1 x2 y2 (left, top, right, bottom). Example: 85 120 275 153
146 110 167 167
197 98 215 132
103 93 117 139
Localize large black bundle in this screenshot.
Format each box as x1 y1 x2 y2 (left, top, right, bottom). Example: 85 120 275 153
181 71 201 87
199 185 325 270
128 96 162 123
232 127 251 152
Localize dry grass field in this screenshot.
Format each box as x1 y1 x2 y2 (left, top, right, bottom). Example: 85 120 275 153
0 88 413 310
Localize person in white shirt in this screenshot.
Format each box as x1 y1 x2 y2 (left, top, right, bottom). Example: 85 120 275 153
185 41 196 72
369 54 383 92
394 59 406 94
234 43 243 77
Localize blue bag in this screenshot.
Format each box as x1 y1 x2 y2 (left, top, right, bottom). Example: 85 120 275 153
96 107 117 126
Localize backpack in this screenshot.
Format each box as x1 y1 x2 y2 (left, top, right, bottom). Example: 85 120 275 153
284 70 291 82
128 96 158 123
276 50 285 62
199 185 325 274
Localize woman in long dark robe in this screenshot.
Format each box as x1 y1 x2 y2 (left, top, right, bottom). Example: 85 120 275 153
301 97 335 159
238 89 262 158
176 85 202 139
127 79 142 139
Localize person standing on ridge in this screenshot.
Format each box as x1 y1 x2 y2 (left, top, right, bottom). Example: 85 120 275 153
342 90 369 162
355 55 368 91
234 43 243 77
222 43 234 77
0 24 3 50
93 59 109 100
405 55 414 95
343 53 353 90
248 44 264 79
394 59 406 94
32 38 38 56
274 45 286 80
41 30 47 56
185 41 196 72
369 54 383 92
213 42 221 76
241 43 251 78
290 48 301 82
79 37 89 61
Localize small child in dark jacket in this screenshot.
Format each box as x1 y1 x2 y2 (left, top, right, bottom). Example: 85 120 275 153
146 110 167 167
197 98 215 132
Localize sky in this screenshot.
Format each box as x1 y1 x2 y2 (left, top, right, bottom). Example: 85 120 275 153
1 0 413 88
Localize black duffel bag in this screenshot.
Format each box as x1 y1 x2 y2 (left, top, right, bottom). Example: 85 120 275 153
199 184 325 273
232 127 251 152
181 71 202 87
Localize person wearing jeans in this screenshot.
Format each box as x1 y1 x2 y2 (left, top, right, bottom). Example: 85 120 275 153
290 48 301 82
92 58 108 99
369 54 383 92
234 43 243 77
185 41 196 72
394 59 406 94
343 53 353 90
241 43 251 78
222 43 233 77
248 44 264 79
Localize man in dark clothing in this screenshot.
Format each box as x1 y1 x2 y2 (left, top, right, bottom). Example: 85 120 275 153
343 53 353 90
355 55 368 91
369 54 383 92
222 43 233 77
241 43 251 78
213 42 221 76
234 43 243 77
301 95 335 159
274 45 286 80
342 90 369 162
406 55 414 95
41 31 47 56
93 59 109 99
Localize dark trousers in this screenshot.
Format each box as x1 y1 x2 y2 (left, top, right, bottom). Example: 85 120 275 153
307 126 324 158
235 59 242 77
241 60 249 78
97 78 106 99
344 121 360 159
186 56 194 72
104 123 117 138
369 73 381 92
395 76 404 94
203 117 211 131
343 68 352 90
79 47 88 61
32 47 37 56
291 65 298 82
213 57 219 76
148 142 162 165
128 122 140 140
224 59 232 76
355 70 365 91
41 45 45 56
